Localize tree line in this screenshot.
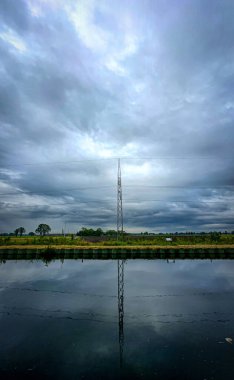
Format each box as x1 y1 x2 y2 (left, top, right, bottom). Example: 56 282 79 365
14 224 51 236
12 226 119 237
7 226 234 238
77 227 118 236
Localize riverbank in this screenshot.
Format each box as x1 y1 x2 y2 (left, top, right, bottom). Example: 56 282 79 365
1 244 234 249
0 244 234 261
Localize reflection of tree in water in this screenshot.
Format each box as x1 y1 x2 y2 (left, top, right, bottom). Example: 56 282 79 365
40 248 57 265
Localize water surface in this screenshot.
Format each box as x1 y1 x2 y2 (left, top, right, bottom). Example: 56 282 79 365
0 259 234 379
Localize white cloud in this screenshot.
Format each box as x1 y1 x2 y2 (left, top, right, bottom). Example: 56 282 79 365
65 0 138 76
27 0 63 15
0 29 27 53
105 34 138 75
66 0 110 52
77 135 138 159
124 162 152 178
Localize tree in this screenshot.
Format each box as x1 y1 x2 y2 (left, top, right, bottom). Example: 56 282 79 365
18 227 25 236
106 229 117 236
210 231 221 243
14 227 25 236
35 224 51 236
28 232 35 236
77 227 103 236
95 228 103 236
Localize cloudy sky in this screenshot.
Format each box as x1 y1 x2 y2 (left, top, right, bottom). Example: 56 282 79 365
0 0 234 233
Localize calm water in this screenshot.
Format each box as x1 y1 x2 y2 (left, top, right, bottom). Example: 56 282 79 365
0 259 234 380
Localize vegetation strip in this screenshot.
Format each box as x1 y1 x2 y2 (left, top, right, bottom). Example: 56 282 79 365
0 244 234 250
0 245 234 261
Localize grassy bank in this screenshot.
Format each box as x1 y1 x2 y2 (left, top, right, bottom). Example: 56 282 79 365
1 234 234 247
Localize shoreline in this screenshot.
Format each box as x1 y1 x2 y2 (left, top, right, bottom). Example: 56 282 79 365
0 244 234 250
0 244 234 260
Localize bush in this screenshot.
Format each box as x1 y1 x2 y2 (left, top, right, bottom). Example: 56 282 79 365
210 232 221 243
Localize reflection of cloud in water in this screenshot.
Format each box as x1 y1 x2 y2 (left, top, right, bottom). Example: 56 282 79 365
124 260 234 331
0 259 116 284
0 259 234 379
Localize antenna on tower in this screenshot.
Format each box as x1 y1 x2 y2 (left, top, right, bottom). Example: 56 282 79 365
117 158 123 240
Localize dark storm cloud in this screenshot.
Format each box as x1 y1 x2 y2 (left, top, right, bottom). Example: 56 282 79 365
0 0 234 232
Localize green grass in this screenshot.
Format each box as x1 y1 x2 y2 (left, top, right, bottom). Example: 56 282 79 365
1 234 234 247
0 236 88 246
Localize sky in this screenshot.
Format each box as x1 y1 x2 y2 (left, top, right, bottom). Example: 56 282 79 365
0 0 234 234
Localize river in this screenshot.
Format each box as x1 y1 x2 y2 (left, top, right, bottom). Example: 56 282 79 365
0 259 233 379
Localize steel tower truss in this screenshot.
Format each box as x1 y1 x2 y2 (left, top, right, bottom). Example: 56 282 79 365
117 158 123 240
117 158 124 367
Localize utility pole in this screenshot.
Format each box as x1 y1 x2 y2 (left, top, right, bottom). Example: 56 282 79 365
117 158 124 367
